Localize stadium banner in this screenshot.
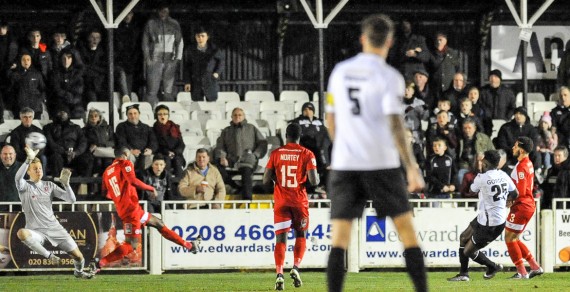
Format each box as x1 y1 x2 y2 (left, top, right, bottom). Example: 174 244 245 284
359 207 537 268
490 25 570 80
162 208 332 269
554 209 570 266
0 212 145 271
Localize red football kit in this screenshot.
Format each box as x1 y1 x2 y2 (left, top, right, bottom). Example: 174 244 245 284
266 143 317 235
102 158 155 238
506 156 535 233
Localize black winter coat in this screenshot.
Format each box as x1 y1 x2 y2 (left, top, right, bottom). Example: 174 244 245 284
8 66 45 114
115 120 158 152
83 120 113 147
44 120 88 156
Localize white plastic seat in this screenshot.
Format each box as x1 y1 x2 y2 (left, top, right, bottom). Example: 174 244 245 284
0 119 21 132
183 135 210 148
225 101 260 120
312 91 322 116
190 110 225 132
245 91 275 103
121 102 153 120
176 92 193 105
260 101 295 121
528 101 557 122
156 101 187 112
491 119 507 140
70 119 85 128
516 92 546 107
248 119 269 138
188 101 225 113
549 92 559 103
205 119 231 147
217 91 241 103
280 90 309 104
179 120 204 136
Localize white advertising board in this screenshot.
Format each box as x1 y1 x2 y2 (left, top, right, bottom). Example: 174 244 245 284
359 207 537 267
162 208 332 270
491 25 570 80
554 209 570 266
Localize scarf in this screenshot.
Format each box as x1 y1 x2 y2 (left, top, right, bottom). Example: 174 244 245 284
154 120 181 139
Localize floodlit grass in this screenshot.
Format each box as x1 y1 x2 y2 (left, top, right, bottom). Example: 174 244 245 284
0 270 566 291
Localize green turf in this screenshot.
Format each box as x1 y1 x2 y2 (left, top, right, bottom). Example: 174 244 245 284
0 270 565 291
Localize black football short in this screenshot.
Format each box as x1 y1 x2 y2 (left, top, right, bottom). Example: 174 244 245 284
328 168 411 219
469 218 505 249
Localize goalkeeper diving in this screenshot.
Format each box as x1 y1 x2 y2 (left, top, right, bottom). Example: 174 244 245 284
14 145 94 279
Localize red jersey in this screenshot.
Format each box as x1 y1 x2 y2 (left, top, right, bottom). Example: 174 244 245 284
266 143 317 208
510 156 535 211
102 159 154 221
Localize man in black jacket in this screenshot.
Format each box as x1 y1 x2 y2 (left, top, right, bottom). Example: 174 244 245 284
115 104 158 172
480 69 516 121
50 49 84 119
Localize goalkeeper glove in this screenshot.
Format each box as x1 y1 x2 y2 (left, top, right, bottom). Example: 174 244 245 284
24 146 39 163
58 168 72 186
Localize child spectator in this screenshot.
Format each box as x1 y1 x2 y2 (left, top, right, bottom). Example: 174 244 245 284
425 137 457 200
403 81 429 147
429 97 456 126
456 98 484 136
138 154 173 213
537 112 557 171
426 110 458 157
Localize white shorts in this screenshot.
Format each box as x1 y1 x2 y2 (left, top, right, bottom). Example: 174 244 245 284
28 227 78 253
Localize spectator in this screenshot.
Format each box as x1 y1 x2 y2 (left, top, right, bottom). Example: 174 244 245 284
542 146 569 209
115 104 158 172
214 107 267 200
49 25 83 72
43 109 91 178
494 106 541 170
152 104 185 177
467 86 492 136
426 110 457 157
457 118 494 185
0 21 18 113
429 98 456 126
456 98 484 135
7 107 44 163
115 11 142 96
413 69 435 110
183 26 224 102
459 152 484 198
179 148 226 209
480 69 516 121
49 49 84 119
425 137 456 199
402 81 428 147
138 154 173 213
405 128 425 174
83 108 114 177
551 86 570 148
19 28 52 81
79 29 130 104
0 145 22 211
389 19 429 81
443 72 468 114
7 53 46 118
428 32 460 99
142 3 183 105
290 102 332 191
536 112 557 172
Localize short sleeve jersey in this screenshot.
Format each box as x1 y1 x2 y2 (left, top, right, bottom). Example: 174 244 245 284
266 143 317 208
470 169 516 226
510 156 535 211
326 53 404 170
102 159 153 220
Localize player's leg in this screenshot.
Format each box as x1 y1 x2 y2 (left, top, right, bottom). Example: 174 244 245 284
67 248 94 279
56 231 94 279
146 213 201 253
392 212 427 291
327 219 353 292
16 229 58 263
448 222 475 281
463 223 503 280
290 207 309 288
505 210 531 278
518 239 543 278
273 207 290 290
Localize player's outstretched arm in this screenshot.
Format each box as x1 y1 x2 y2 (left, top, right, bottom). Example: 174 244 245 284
389 115 425 193
53 169 76 203
15 146 37 190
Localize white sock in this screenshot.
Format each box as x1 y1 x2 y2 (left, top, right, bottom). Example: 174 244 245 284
74 258 85 273
22 237 51 258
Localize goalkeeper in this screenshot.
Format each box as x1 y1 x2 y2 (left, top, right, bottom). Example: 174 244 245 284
15 146 94 279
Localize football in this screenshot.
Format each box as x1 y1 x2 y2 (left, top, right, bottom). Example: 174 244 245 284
25 132 47 150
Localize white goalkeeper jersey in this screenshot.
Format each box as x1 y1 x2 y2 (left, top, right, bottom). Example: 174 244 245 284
470 169 516 226
326 53 404 170
16 162 76 230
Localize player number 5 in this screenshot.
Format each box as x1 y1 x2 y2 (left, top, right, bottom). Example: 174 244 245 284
280 165 298 188
348 87 361 115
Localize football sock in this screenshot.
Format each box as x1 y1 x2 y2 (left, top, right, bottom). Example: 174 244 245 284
274 242 286 274
159 226 187 248
470 250 494 268
293 237 306 267
458 247 469 275
326 247 346 292
74 258 85 273
506 241 527 275
517 240 540 270
22 237 50 258
100 243 133 266
404 247 427 292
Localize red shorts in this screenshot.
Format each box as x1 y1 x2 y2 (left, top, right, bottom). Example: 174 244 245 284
505 206 535 233
122 208 150 238
274 205 309 235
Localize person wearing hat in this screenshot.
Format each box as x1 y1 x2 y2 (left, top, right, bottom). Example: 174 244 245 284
152 104 185 177
115 104 158 173
413 68 435 109
49 48 85 119
494 106 542 171
291 101 332 192
536 112 557 171
479 69 516 121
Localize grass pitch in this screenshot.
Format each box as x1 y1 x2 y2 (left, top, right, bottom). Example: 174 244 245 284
0 270 565 291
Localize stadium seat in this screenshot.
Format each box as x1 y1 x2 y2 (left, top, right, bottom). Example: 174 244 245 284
491 119 507 140
179 119 204 136
188 101 226 113
205 119 231 147
156 101 187 112
245 91 275 103
516 92 546 107
156 101 189 124
121 102 153 120
176 92 193 104
549 92 559 103
183 135 210 148
70 119 85 128
280 90 309 104
217 91 241 103
225 101 260 120
248 119 270 138
190 109 225 131
312 91 322 116
527 101 557 122
259 101 294 135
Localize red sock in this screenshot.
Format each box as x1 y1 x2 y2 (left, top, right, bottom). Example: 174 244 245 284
100 243 133 266
293 237 306 268
506 241 527 275
518 240 540 270
274 242 286 274
159 226 188 248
